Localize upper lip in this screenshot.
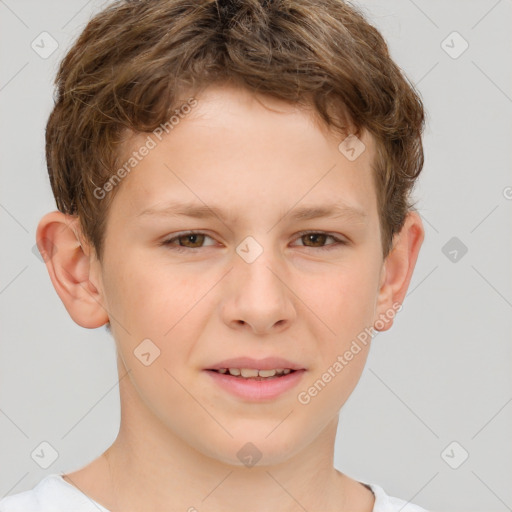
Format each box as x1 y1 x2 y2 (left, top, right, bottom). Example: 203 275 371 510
206 357 305 371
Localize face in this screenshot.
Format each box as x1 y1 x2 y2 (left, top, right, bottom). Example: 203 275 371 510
96 83 387 465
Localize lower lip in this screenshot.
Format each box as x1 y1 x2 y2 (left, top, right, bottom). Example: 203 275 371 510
204 369 306 401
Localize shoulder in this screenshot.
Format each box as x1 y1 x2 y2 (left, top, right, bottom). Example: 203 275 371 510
0 475 54 512
366 483 428 512
0 474 110 512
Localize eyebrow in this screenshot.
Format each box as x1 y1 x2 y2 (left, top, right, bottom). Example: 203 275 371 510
137 202 367 220
137 201 367 223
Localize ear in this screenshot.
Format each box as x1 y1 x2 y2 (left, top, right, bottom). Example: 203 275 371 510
35 211 109 329
373 211 424 332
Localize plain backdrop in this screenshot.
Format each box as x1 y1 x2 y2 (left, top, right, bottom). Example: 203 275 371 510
1 1 511 511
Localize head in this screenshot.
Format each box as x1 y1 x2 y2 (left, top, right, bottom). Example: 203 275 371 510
37 0 425 467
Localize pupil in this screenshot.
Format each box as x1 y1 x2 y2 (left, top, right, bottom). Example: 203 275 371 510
182 234 203 247
307 234 325 246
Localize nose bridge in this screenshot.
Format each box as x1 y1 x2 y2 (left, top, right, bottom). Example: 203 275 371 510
224 233 295 332
235 233 285 298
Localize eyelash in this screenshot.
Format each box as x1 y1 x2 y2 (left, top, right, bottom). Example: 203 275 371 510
161 230 347 253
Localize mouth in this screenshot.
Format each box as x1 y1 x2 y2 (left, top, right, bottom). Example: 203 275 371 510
206 367 296 380
204 357 306 401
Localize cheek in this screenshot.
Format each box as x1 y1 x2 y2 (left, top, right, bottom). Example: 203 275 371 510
304 256 380 338
102 254 200 333
295 342 370 442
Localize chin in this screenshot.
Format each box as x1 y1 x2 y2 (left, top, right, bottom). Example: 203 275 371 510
193 430 307 469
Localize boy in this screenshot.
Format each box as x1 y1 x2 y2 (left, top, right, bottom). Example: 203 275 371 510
0 0 428 510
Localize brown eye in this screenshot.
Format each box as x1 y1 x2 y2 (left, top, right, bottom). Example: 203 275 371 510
292 231 348 250
174 233 206 248
301 233 329 247
162 231 215 250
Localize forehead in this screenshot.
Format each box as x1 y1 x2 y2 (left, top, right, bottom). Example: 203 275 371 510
110 84 378 223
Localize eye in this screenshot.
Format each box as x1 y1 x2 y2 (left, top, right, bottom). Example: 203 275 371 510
161 231 217 251
161 230 347 252
292 231 347 250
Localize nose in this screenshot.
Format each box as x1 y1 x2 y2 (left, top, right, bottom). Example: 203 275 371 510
220 243 297 335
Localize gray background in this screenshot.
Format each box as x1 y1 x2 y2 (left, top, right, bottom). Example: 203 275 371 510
1 1 511 511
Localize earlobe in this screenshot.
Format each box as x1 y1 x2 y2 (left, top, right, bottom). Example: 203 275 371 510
36 211 109 329
373 211 424 332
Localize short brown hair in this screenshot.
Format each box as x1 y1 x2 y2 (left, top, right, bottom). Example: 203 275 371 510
46 0 425 259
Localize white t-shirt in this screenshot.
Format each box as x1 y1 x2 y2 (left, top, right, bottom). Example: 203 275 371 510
0 473 427 512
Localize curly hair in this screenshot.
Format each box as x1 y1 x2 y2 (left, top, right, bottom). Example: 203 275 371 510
45 0 425 259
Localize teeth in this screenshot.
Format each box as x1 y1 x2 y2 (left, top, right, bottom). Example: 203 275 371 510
220 368 293 378
240 368 259 378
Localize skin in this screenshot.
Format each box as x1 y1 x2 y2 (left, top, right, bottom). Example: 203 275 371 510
37 83 424 512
